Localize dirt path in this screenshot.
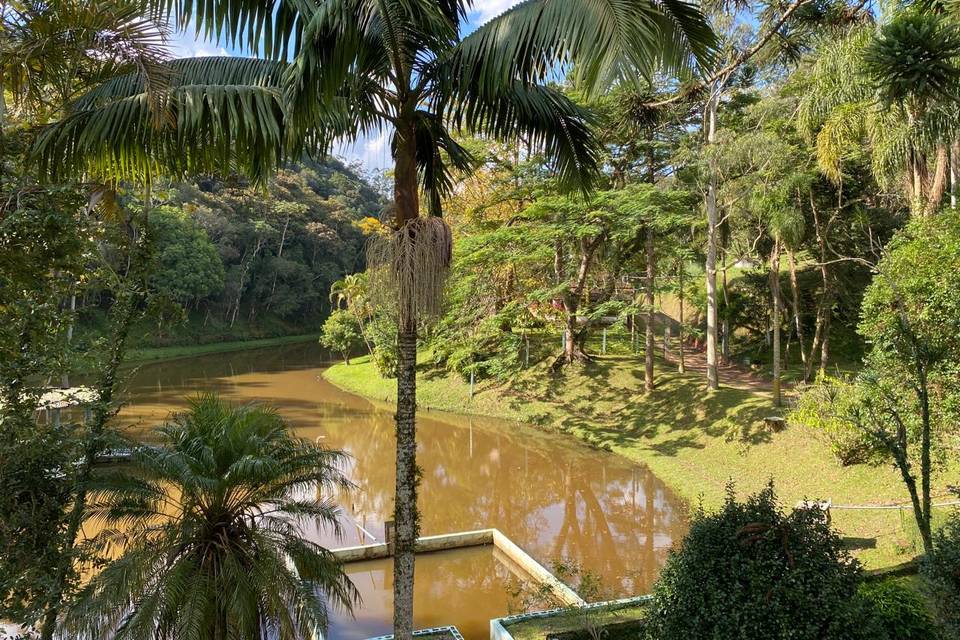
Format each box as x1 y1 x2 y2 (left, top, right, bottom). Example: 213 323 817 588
665 345 785 394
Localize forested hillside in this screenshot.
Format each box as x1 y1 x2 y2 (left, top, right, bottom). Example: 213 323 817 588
79 159 384 348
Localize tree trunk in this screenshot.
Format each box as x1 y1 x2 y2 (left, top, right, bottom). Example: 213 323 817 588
951 138 958 210
770 240 782 408
40 187 151 640
678 261 685 374
645 225 655 392
60 293 77 388
917 362 933 554
721 264 730 363
819 296 831 378
786 249 806 368
564 301 578 363
804 199 832 382
266 215 291 312
925 144 949 216
392 122 420 640
704 91 720 390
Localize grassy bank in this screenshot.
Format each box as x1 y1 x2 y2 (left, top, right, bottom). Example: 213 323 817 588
324 352 958 570
128 333 317 362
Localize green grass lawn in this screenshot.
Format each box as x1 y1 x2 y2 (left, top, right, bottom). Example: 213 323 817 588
324 350 958 571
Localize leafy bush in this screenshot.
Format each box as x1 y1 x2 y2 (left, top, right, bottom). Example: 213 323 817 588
319 309 363 363
858 579 939 640
646 484 881 640
923 510 960 637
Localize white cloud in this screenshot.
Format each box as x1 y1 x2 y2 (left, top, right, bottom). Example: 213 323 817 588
468 0 522 24
168 26 229 58
336 129 394 174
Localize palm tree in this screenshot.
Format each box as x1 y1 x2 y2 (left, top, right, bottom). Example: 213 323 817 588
64 394 357 640
329 272 373 354
0 0 170 125
34 2 716 636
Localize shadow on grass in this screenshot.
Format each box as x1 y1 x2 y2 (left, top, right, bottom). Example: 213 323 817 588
842 537 878 550
502 353 774 459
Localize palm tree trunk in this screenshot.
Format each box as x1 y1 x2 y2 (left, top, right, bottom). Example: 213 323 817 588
704 90 720 390
951 139 959 209
392 123 420 640
925 144 949 216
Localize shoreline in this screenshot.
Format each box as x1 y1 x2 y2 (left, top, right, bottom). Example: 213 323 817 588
322 354 951 571
126 333 317 364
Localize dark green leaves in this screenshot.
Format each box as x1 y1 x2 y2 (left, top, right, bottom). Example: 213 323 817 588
863 11 960 109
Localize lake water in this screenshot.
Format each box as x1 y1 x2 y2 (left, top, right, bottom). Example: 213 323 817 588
114 342 686 638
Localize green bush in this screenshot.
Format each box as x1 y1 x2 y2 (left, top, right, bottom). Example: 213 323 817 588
858 579 939 640
646 484 882 640
318 309 363 363
923 510 960 637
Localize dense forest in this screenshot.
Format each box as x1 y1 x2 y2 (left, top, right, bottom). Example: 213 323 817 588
81 160 383 348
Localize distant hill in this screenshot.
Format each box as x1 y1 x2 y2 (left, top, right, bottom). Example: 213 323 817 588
80 158 387 349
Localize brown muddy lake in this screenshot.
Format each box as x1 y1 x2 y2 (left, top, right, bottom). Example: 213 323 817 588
113 342 687 639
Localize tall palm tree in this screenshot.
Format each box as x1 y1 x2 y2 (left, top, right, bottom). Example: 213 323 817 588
34 2 716 635
64 394 357 640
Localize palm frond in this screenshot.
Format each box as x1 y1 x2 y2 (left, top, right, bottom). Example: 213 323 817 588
64 394 355 640
32 56 342 184
454 0 715 98
447 81 602 193
1 0 171 118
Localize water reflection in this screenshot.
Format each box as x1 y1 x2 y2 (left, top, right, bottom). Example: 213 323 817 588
331 547 518 639
115 343 687 637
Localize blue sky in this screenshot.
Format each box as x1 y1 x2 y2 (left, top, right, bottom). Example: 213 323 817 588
168 1 522 173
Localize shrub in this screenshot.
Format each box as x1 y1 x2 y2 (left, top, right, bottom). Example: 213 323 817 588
858 579 939 640
319 309 363 363
923 510 960 637
789 376 885 466
646 483 882 640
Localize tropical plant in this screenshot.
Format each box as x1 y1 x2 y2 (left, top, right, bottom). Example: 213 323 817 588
63 394 357 640
0 0 170 124
329 273 373 353
33 1 718 635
